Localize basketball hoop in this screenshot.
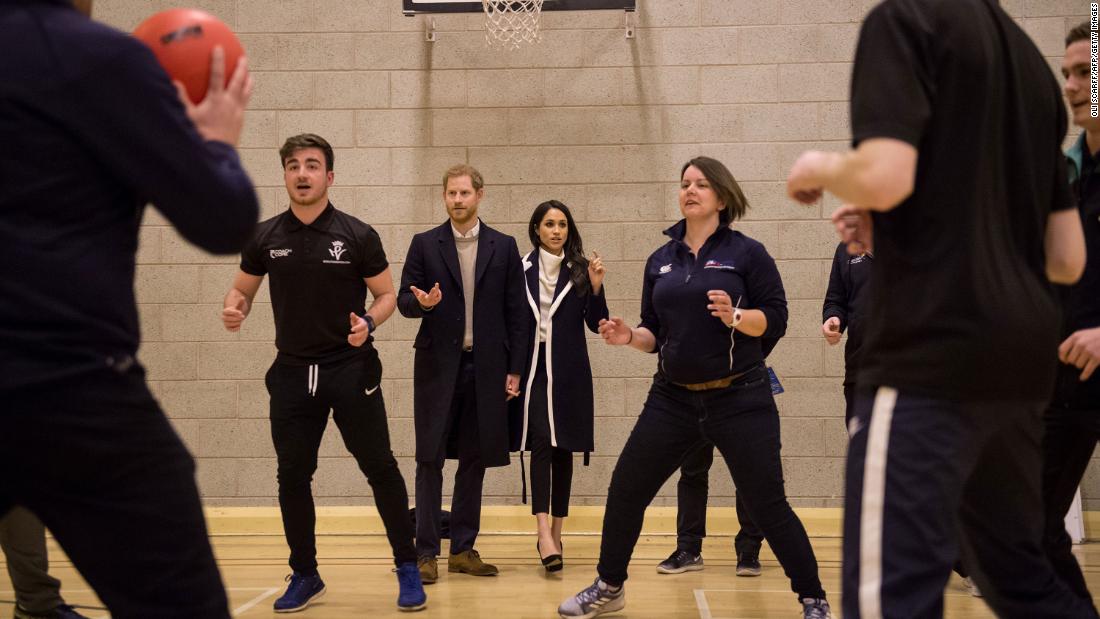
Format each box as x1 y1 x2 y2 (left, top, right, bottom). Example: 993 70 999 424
482 0 544 49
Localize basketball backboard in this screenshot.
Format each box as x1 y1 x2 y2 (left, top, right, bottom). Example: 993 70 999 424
403 0 635 14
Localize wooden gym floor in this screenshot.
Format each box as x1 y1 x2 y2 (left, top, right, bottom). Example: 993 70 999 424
3 508 1099 618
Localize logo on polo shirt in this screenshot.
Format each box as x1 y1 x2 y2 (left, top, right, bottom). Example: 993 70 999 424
703 260 735 271
270 249 292 258
659 263 672 274
329 241 347 261
323 240 352 265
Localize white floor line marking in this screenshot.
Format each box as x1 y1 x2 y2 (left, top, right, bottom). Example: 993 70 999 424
233 587 281 616
694 588 713 619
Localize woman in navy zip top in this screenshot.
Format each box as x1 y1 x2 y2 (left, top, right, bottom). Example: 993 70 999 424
510 200 608 573
558 157 830 619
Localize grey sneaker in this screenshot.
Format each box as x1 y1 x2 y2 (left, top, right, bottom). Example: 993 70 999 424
802 597 833 619
558 578 625 618
656 548 703 574
735 551 762 577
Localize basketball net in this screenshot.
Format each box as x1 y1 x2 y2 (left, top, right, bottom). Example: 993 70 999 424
482 0 544 49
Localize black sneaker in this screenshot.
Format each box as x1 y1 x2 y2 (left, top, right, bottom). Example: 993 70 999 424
801 597 833 619
735 551 762 577
14 605 90 619
655 549 703 574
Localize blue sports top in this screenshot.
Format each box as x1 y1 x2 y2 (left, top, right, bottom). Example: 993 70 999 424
639 220 787 385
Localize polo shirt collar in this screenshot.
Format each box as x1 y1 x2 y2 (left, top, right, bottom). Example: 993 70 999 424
663 218 731 247
286 202 335 232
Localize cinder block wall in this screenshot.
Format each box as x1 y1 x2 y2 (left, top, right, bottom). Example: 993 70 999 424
93 0 1096 509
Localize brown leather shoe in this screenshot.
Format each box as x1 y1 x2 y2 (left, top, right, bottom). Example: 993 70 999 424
447 549 499 576
417 555 438 584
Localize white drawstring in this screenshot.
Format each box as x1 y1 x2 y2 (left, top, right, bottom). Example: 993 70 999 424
307 364 318 396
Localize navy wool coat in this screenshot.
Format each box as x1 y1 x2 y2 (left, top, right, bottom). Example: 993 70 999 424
508 249 609 454
398 221 528 468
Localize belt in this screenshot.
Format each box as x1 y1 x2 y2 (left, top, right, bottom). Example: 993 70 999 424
673 368 753 392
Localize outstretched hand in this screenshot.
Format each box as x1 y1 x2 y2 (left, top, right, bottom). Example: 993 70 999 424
598 317 632 346
410 282 443 309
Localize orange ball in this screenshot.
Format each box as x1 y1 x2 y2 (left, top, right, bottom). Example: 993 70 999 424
133 8 244 105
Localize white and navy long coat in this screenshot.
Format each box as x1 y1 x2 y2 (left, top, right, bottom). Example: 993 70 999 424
508 249 609 454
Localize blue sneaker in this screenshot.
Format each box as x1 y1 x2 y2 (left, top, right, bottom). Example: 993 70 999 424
395 562 428 611
273 572 326 613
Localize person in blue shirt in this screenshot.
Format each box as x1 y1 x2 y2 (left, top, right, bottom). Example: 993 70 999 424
558 157 830 619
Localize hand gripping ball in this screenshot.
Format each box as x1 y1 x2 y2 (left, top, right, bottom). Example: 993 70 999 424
133 8 243 104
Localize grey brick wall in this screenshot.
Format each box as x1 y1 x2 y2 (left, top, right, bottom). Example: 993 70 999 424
92 0 1098 508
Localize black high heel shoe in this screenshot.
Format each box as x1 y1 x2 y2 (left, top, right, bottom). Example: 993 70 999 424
537 539 563 572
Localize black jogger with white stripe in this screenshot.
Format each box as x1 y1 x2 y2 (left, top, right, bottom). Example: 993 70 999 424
267 351 417 572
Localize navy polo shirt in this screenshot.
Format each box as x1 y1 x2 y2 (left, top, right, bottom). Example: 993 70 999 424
639 221 787 385
241 203 387 365
823 243 873 384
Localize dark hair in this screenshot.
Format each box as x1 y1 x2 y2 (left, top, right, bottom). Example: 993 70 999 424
528 200 590 296
279 134 334 171
680 156 749 224
443 163 484 191
1067 21 1091 47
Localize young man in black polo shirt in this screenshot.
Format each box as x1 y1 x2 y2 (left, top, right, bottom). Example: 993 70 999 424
787 1 1091 617
222 134 426 613
1042 22 1100 606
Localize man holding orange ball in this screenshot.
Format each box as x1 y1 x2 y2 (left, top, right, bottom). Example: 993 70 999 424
0 1 255 617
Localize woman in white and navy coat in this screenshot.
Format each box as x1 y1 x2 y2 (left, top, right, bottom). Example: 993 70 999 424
509 200 608 572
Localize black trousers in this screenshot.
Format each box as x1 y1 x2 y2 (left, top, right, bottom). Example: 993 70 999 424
1042 404 1100 603
415 352 487 556
527 343 573 517
596 370 824 600
675 441 763 556
0 368 230 619
843 387 1098 619
843 382 856 428
267 353 416 571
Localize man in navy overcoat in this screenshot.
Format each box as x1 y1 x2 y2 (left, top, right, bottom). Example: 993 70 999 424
398 164 528 582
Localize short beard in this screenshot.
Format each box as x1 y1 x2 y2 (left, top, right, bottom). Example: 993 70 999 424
290 192 327 209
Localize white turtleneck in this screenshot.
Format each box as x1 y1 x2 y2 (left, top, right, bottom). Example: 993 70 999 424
538 247 565 342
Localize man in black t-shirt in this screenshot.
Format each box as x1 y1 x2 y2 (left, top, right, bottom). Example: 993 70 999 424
222 134 426 613
787 1 1091 617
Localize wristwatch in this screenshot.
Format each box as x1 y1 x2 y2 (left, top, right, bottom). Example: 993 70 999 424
364 314 376 333
729 309 743 328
